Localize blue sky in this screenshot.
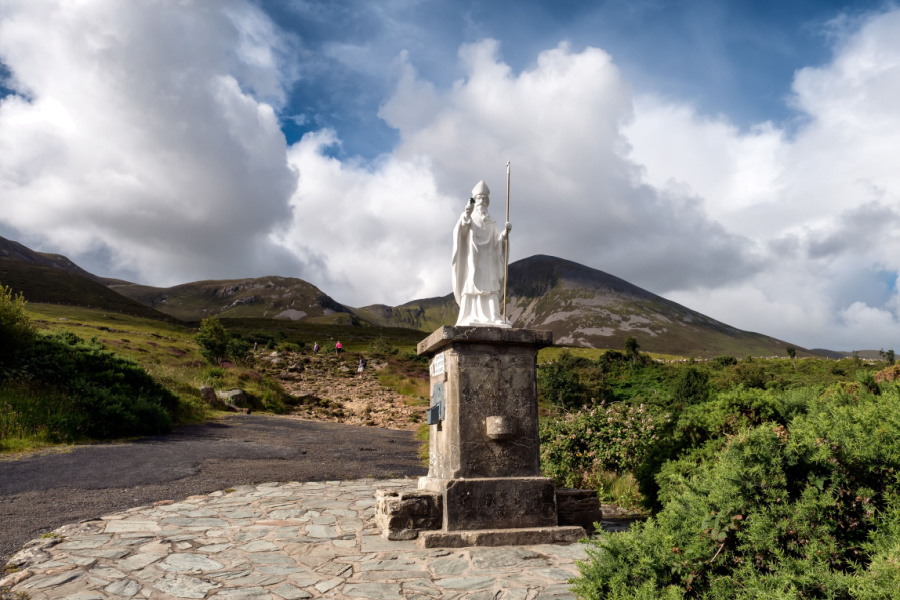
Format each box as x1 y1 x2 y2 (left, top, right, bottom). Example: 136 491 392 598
264 0 886 156
1 0 900 350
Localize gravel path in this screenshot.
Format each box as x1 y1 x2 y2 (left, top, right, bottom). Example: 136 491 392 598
0 414 426 566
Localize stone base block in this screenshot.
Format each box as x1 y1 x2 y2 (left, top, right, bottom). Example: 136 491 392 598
375 489 442 540
556 488 603 531
417 526 585 548
419 477 558 531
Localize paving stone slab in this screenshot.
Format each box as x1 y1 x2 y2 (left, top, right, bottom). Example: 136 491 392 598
4 478 599 600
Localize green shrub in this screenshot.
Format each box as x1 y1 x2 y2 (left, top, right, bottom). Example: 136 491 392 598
712 355 738 368
0 283 36 365
539 353 588 408
540 401 665 491
195 316 252 365
671 367 709 407
1 332 176 443
573 386 900 599
195 316 229 364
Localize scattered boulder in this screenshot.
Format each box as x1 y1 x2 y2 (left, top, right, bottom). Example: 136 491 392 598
375 490 443 540
217 389 249 408
199 386 225 409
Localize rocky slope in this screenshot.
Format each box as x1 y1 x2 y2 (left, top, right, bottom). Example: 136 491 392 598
110 277 354 323
257 351 426 430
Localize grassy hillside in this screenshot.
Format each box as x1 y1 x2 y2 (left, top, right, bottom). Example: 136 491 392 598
0 259 174 322
355 295 458 332
111 276 355 322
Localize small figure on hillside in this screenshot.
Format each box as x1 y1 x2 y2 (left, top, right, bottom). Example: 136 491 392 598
335 341 343 355
313 342 320 354
253 341 258 351
357 356 366 378
452 180 511 328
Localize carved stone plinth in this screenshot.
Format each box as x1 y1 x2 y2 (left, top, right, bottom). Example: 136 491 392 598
417 326 551 480
419 477 558 531
418 526 585 549
409 326 585 547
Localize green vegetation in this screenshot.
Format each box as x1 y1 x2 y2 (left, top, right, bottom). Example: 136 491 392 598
537 344 900 599
1 286 179 451
195 316 250 365
0 291 431 453
368 338 430 401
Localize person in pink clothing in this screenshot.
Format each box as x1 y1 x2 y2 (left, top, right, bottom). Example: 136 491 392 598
335 341 343 355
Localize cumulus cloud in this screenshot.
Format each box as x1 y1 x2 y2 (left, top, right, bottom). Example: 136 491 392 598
284 39 762 305
630 9 900 349
0 0 302 284
3 1 900 350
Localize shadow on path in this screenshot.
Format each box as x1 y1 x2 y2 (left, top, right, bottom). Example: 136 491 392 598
0 414 425 564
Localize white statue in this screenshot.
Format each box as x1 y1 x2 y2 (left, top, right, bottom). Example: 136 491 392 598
452 180 511 328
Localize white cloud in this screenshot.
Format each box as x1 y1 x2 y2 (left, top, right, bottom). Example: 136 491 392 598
285 39 761 306
628 8 900 350
3 1 900 350
0 0 302 284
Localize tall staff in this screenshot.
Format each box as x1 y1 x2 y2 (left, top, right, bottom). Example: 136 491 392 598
503 161 510 322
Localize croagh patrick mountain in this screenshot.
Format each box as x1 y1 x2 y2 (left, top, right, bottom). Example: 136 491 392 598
1 235 807 357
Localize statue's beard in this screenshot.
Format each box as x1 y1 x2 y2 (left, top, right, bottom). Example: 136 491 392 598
472 206 490 226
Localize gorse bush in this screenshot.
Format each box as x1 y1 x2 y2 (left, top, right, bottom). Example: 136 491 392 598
1 331 177 447
194 316 251 365
1 296 179 448
540 400 666 489
0 283 36 366
572 384 900 599
539 360 587 408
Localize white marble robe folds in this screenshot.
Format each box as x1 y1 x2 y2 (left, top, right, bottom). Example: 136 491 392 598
452 190 510 328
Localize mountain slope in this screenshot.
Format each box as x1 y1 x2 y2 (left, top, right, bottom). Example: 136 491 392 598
0 235 127 285
359 255 806 358
505 255 801 357
0 259 174 321
110 277 355 323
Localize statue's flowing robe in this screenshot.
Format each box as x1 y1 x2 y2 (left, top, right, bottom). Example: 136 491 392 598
452 211 508 327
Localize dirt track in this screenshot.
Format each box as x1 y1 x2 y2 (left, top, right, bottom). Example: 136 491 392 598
0 414 425 565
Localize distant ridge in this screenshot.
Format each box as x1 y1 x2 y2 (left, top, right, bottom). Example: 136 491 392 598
110 278 355 323
0 259 174 321
0 235 814 357
358 255 809 358
0 235 127 285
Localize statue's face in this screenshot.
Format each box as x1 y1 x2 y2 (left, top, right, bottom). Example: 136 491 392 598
474 195 489 210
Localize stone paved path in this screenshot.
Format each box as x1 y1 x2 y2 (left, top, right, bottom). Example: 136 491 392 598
2 479 591 600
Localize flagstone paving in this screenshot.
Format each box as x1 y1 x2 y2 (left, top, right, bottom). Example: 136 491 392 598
2 479 592 600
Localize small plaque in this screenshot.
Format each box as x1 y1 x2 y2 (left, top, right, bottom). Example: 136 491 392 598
430 352 445 377
428 381 445 425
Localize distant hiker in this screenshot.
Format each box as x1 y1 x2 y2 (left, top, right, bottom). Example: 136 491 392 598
357 356 366 378
253 342 258 351
313 342 320 354
335 341 343 355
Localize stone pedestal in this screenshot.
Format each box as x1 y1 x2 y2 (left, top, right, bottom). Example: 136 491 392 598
412 326 584 547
